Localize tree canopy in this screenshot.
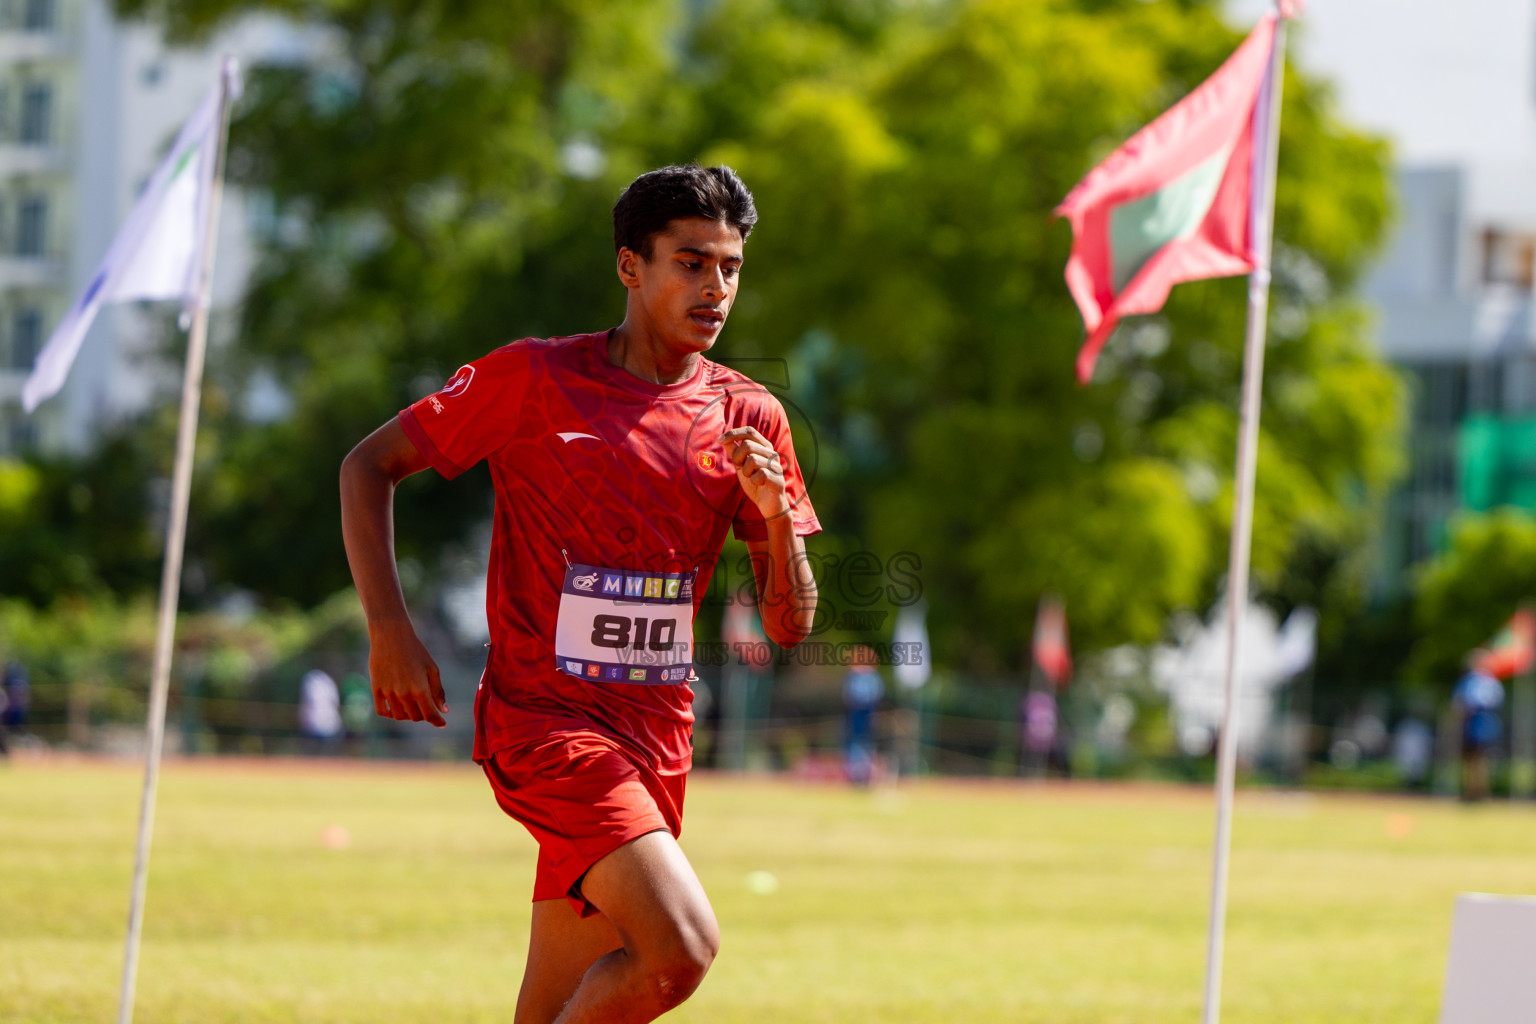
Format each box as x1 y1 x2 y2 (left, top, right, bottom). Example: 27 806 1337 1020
1411 510 1536 687
73 0 1400 670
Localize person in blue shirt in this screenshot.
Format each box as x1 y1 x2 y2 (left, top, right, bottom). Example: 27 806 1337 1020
843 646 884 785
1453 663 1505 802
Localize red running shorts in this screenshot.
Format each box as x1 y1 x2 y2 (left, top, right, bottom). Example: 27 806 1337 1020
480 729 686 917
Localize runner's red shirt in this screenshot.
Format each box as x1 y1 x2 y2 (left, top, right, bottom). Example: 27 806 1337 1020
399 331 820 773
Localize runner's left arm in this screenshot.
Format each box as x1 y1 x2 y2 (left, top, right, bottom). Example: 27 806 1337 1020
720 426 817 647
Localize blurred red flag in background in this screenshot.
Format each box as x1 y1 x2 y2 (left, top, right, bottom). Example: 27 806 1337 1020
1474 608 1536 680
1056 11 1283 383
1033 596 1073 688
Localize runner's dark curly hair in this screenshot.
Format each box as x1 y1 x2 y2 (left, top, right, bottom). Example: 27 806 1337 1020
613 165 757 259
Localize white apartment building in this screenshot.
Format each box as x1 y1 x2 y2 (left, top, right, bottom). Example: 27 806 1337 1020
0 0 314 456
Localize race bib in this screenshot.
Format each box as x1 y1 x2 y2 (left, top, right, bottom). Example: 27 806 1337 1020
555 563 696 685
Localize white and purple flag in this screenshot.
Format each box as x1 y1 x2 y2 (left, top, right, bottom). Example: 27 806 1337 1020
23 62 240 412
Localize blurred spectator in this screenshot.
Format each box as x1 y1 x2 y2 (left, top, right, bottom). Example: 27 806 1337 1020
1452 665 1505 802
1095 694 1136 768
3 660 30 731
1353 707 1389 759
843 646 883 785
298 668 344 755
340 671 374 755
1393 713 1435 790
1021 690 1059 778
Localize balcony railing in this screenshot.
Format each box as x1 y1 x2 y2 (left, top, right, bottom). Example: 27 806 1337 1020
0 29 71 62
0 142 66 175
0 371 27 415
0 252 64 288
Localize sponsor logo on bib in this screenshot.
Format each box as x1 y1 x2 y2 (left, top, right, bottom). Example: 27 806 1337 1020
555 562 696 686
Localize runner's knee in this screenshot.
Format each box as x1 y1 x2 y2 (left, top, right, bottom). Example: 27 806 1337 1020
643 913 718 1008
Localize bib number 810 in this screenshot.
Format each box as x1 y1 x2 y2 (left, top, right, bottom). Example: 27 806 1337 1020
591 614 678 652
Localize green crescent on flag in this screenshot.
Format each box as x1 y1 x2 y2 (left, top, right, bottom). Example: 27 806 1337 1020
1109 144 1235 291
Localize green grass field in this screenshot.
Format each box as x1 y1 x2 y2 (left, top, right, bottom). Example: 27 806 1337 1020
3 758 1534 1023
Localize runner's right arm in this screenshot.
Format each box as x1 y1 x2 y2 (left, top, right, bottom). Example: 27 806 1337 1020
340 418 450 728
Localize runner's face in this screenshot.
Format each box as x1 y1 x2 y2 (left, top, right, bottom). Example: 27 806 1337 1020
621 217 743 355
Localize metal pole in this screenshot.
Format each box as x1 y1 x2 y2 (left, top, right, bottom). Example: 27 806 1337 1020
1511 669 1535 800
722 662 748 771
117 58 237 1024
1201 15 1287 1024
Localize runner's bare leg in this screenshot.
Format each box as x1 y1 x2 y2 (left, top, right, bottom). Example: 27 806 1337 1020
513 900 622 1024
551 831 719 1024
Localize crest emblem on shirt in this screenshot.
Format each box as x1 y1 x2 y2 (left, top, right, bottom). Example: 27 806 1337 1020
697 451 719 471
441 364 475 399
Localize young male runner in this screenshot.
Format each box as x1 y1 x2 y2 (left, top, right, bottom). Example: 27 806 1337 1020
339 164 819 1024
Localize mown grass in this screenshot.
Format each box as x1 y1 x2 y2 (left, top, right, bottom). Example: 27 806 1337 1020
2 758 1533 1023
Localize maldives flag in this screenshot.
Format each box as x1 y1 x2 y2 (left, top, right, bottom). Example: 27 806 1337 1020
1056 12 1283 384
1475 609 1536 680
1032 596 1072 688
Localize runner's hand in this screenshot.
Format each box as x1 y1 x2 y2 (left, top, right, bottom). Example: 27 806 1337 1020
719 426 790 519
367 620 449 727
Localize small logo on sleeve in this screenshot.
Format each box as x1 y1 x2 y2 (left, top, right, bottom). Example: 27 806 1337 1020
441 365 475 399
428 396 444 414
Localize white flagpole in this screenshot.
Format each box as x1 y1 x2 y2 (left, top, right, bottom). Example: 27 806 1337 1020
116 56 238 1024
1200 11 1288 1024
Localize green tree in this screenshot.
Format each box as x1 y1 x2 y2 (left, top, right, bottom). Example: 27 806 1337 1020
1411 510 1536 687
111 0 1400 671
706 0 1400 662
0 438 162 605
116 0 706 603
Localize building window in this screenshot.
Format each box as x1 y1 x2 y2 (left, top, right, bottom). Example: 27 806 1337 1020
16 195 45 257
23 0 52 31
19 82 50 145
3 403 35 453
1481 228 1536 289
10 306 40 369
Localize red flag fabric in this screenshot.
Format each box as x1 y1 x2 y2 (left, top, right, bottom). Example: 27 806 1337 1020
1032 596 1072 688
1056 13 1281 383
722 591 765 648
1475 609 1536 680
